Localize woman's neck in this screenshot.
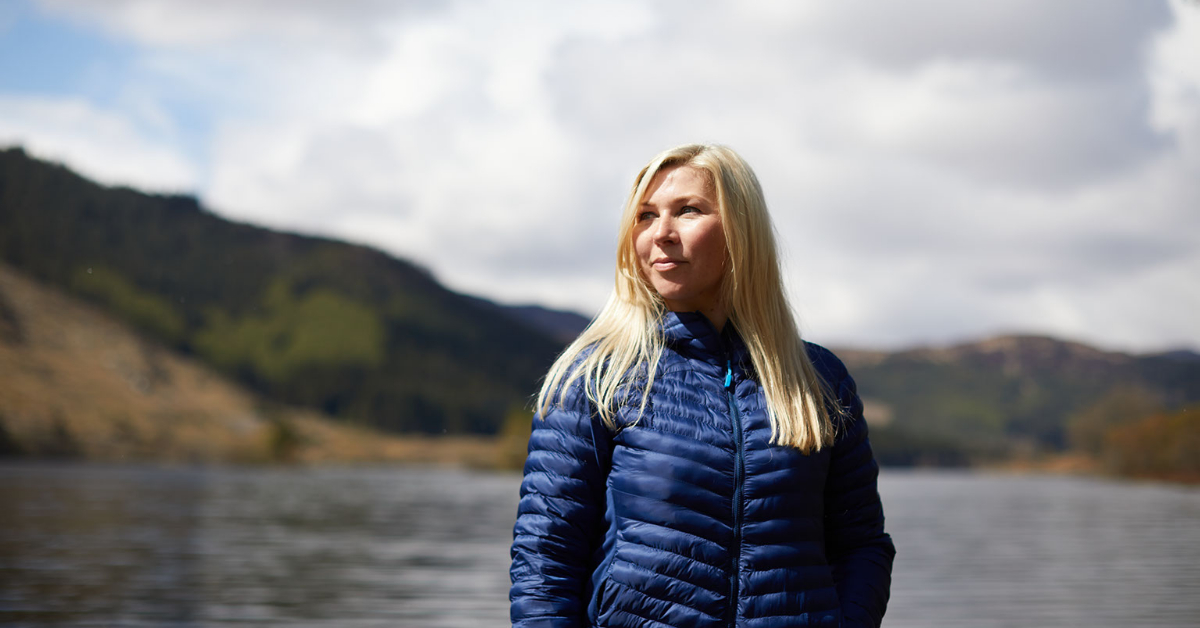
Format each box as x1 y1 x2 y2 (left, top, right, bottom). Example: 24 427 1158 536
694 303 728 334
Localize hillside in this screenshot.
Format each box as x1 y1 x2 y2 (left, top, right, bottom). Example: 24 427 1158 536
0 262 505 464
838 336 1200 466
0 147 565 435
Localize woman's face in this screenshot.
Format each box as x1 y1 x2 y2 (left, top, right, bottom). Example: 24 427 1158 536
633 164 727 314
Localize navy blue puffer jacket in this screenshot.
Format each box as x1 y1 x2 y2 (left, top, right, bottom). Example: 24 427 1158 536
510 311 895 628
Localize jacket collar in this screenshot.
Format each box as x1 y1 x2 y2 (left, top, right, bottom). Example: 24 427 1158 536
660 311 752 371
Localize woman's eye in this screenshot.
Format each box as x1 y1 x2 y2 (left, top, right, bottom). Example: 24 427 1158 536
680 205 699 214
638 211 656 221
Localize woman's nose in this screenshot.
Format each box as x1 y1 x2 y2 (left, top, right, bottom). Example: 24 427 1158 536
652 215 677 244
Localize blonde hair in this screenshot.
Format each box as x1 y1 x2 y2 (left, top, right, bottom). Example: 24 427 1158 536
537 144 833 452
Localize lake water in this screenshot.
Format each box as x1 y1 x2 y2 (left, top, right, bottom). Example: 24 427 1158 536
0 463 1197 627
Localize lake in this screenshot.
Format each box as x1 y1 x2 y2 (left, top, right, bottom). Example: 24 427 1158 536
1 463 1197 627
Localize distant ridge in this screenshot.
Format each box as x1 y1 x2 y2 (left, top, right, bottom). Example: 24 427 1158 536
839 334 1133 374
832 334 1200 466
1150 349 1200 363
462 297 591 344
501 304 592 344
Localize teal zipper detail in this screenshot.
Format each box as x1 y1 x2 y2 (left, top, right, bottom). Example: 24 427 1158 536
725 358 744 627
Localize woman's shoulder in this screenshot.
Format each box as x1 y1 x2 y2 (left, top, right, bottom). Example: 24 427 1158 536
803 341 866 432
802 341 852 384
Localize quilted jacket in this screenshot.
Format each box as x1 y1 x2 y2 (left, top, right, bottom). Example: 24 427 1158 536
510 311 895 628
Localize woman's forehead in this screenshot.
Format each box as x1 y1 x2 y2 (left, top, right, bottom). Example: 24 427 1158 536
642 164 716 200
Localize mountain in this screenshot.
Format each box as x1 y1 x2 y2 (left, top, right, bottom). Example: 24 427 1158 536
0 146 566 435
836 335 1200 465
0 261 504 463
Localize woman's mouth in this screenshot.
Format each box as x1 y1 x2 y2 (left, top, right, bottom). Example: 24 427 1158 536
651 258 684 271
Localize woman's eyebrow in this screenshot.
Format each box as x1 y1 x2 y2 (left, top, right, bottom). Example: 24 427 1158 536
640 195 710 209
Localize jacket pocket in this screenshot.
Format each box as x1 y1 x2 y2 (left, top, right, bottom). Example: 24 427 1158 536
586 555 616 625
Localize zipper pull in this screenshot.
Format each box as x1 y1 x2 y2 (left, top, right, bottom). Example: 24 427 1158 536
724 359 732 389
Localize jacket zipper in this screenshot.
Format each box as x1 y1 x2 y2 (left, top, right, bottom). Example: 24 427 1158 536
725 358 744 627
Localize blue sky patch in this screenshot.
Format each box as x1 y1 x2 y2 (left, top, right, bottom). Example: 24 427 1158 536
0 0 138 107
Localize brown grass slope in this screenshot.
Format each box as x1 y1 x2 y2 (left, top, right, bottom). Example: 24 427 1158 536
0 263 497 466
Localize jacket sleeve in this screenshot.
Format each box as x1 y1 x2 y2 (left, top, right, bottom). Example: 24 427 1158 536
817 349 896 628
510 382 612 628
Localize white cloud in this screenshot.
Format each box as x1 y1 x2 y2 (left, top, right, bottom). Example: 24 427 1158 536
816 60 1166 189
195 0 653 304
778 0 1170 79
6 0 1199 351
0 95 196 191
1149 0 1200 158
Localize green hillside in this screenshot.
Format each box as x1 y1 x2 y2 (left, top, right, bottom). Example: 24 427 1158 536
839 336 1200 466
0 147 563 435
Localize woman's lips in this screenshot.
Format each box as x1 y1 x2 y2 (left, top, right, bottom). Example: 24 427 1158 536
651 258 684 271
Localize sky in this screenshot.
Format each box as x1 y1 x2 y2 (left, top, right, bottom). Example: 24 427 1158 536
1 0 1198 353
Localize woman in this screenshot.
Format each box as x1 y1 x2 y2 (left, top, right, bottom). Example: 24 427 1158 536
510 144 894 628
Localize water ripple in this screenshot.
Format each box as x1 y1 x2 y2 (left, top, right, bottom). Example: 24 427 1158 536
1 464 1197 627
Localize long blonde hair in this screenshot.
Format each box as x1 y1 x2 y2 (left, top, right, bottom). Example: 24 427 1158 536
537 144 833 452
